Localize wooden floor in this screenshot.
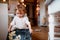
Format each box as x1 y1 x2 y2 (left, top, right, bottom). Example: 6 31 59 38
31 26 48 40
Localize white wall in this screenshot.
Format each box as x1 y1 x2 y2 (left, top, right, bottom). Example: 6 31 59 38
48 0 60 40
0 3 8 40
48 0 60 14
48 15 55 40
40 0 46 26
9 0 18 14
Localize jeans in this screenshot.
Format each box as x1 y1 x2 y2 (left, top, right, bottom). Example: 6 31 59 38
13 29 31 40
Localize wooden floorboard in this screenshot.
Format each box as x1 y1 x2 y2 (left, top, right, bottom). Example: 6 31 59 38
31 26 48 40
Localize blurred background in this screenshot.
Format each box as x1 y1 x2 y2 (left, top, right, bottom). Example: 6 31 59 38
0 0 60 40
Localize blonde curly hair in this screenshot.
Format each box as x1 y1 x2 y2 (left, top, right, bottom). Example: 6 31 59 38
16 4 27 13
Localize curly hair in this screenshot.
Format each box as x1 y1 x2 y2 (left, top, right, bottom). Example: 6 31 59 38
16 4 27 13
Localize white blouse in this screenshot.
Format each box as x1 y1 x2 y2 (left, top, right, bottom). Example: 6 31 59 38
10 16 30 30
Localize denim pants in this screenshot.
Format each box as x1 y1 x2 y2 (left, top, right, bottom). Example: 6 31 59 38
13 29 31 40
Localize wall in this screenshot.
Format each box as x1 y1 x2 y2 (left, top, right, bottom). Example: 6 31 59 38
48 0 60 40
0 3 8 40
39 0 46 26
48 0 60 14
8 0 18 25
9 0 18 14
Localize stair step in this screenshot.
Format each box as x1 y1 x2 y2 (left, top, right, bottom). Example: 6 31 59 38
54 32 60 37
54 28 60 32
54 37 60 40
55 26 60 28
54 32 60 35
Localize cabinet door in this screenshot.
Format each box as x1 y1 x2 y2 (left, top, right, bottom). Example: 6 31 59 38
0 3 8 40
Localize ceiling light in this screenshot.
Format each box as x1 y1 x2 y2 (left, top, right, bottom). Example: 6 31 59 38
21 0 24 2
3 0 6 2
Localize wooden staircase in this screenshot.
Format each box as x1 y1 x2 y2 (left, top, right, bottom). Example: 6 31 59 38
54 26 60 40
54 12 60 40
48 12 60 40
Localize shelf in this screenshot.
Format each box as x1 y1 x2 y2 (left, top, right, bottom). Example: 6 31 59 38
8 14 15 17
